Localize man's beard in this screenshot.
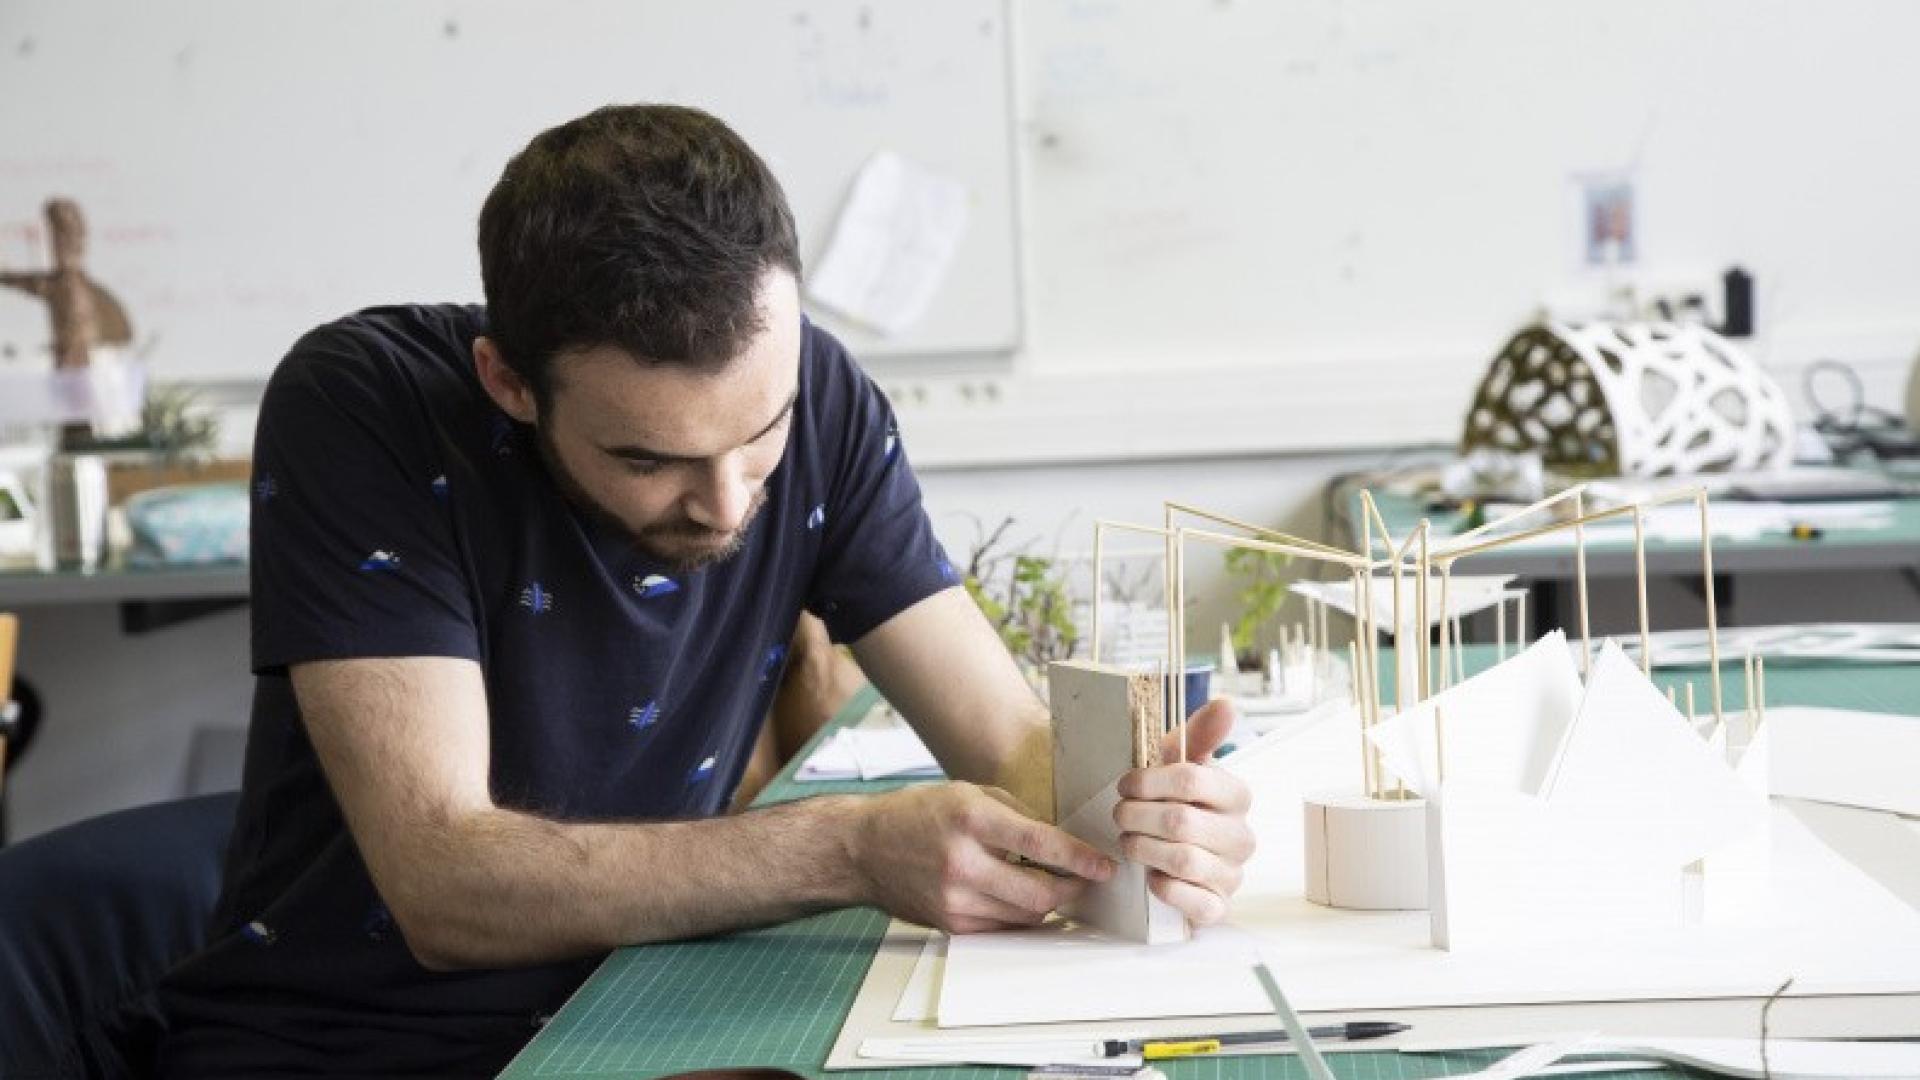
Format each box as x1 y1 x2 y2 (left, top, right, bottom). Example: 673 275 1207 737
536 426 769 573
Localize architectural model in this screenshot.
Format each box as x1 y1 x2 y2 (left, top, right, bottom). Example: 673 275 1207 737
1460 321 1793 477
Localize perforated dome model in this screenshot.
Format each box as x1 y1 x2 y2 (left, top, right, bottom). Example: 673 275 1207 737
1462 322 1794 477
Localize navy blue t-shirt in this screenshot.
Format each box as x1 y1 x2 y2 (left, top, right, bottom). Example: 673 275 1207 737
158 304 956 1078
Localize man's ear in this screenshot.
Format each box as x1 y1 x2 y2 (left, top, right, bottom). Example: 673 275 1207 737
473 336 540 423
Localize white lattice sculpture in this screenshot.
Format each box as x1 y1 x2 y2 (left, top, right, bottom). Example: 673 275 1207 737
1462 322 1794 477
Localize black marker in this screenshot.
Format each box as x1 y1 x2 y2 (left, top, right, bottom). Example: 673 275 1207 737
1100 1022 1409 1058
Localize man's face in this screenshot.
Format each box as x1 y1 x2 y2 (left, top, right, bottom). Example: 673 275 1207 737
532 272 802 572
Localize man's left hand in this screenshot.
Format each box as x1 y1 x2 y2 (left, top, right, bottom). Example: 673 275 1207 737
1113 699 1254 925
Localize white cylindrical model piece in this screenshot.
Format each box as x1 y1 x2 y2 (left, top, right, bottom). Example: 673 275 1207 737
1302 790 1429 911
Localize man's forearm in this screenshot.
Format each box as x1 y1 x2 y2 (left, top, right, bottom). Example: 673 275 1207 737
395 794 870 970
986 715 1056 822
852 588 1061 819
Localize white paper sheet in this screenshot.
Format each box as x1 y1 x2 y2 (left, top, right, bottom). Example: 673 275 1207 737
807 151 969 336
938 920 1267 1027
1463 500 1894 549
796 727 942 782
1767 706 1920 817
1290 575 1515 631
1524 1035 1920 1079
860 1033 1138 1069
1439 1037 1598 1080
1623 623 1920 667
891 932 945 1022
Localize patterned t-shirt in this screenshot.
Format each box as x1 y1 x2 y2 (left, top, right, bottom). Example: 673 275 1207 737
158 304 955 1078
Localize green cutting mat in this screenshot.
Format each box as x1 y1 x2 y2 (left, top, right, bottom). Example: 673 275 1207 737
500 660 1913 1080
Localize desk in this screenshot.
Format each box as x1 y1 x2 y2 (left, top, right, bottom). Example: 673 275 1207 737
0 561 247 635
0 562 247 606
500 661 1920 1080
1331 485 1920 636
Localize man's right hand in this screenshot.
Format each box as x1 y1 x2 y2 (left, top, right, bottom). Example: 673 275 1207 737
852 783 1115 934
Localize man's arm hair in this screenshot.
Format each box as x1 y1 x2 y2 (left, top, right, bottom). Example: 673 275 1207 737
294 656 868 970
849 587 1055 819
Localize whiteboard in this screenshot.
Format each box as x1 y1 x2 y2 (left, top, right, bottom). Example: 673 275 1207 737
896 0 1920 466
0 0 1020 382
1017 0 1920 371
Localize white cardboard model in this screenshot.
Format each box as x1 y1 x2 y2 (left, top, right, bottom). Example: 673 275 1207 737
1410 641 1766 951
1046 659 1188 945
1301 789 1427 910
932 486 1920 1029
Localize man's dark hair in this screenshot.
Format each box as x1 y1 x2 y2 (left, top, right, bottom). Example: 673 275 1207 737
478 104 801 400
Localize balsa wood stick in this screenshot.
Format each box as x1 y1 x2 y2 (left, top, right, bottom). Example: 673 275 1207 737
1357 567 1380 797
1163 509 1177 745
1495 595 1507 662
1177 528 1371 569
1634 507 1652 677
1416 521 1431 703
1745 650 1757 737
1436 486 1705 561
1699 493 1724 727
1156 658 1168 743
1092 522 1106 663
1165 501 1356 559
1574 489 1592 677
1173 529 1187 761
1442 483 1590 549
1349 637 1369 798
1392 533 1409 716
1318 599 1330 668
1359 489 1399 562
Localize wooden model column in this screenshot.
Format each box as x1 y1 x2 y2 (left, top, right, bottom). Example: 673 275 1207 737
1049 659 1190 944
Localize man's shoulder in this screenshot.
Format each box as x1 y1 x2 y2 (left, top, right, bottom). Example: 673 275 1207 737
800 316 848 379
797 318 874 419
272 303 485 395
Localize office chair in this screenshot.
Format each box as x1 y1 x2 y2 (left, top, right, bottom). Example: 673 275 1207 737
0 610 237 1080
1 612 16 795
